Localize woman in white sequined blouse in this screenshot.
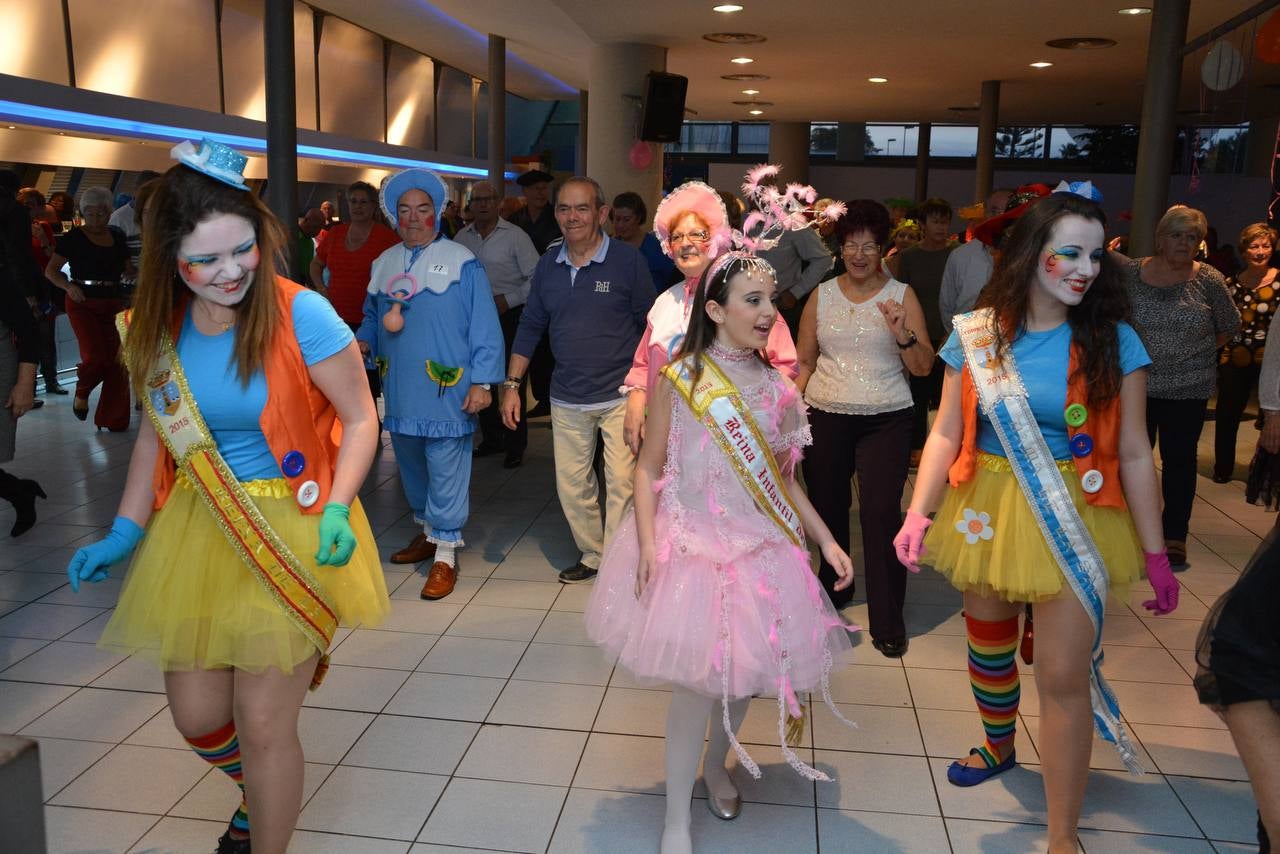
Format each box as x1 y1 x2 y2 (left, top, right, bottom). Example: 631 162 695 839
795 199 934 657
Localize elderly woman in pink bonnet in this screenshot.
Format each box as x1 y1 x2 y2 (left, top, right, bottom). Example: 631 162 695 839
620 181 798 454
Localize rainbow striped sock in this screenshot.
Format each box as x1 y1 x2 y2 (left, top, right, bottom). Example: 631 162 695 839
964 612 1021 768
185 720 249 841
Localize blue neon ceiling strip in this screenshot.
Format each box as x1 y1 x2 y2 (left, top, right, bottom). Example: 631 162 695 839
0 99 514 179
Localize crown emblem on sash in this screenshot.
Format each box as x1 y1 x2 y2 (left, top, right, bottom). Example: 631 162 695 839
147 369 172 389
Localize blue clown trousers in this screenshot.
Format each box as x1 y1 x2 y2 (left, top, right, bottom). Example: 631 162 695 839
390 432 471 546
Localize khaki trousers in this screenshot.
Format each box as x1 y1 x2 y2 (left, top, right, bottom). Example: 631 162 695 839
551 401 635 569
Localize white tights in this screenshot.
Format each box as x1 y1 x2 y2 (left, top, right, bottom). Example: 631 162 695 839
662 687 750 854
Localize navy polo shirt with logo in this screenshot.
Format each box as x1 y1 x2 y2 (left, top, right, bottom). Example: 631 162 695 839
513 235 657 406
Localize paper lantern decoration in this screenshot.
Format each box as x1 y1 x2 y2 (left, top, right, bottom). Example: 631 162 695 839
1202 41 1245 90
1257 9 1280 64
629 139 654 170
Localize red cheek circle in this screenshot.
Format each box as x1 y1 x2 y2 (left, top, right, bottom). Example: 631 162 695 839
1043 254 1059 274
424 215 436 231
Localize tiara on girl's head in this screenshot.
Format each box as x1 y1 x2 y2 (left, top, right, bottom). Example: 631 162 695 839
706 250 778 286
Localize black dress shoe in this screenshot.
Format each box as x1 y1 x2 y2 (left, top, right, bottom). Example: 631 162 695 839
872 638 909 658
0 473 46 538
503 450 524 469
45 385 69 395
1212 473 1231 484
31 399 44 410
558 562 598 583
473 441 503 458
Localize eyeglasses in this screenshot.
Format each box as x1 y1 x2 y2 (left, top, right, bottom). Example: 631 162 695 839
842 242 881 256
1166 232 1200 244
669 230 710 245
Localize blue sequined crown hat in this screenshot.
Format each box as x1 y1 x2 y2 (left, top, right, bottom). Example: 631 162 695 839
170 138 250 191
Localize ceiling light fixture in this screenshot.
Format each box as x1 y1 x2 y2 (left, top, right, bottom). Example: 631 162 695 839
732 100 773 106
731 56 754 64
1030 61 1053 68
703 32 765 44
741 88 760 95
1117 6 1151 15
748 109 764 115
1046 37 1117 50
713 3 744 11
868 77 888 83
721 73 769 81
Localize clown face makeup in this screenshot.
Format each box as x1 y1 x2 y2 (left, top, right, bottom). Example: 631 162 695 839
397 188 437 247
177 213 260 307
1035 214 1106 308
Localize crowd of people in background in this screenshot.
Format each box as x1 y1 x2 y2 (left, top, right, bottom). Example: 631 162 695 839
4 158 1280 853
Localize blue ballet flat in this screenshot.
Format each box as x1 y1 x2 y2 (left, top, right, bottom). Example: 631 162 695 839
946 748 1017 787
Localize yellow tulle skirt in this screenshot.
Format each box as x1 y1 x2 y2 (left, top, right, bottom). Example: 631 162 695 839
100 475 390 674
923 453 1142 603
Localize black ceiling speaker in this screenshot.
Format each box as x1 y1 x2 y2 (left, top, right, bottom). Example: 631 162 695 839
639 72 688 143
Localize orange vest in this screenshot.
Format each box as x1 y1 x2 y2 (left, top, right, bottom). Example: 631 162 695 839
150 277 343 514
947 343 1127 510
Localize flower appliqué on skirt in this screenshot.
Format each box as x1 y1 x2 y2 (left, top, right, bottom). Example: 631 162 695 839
956 508 995 544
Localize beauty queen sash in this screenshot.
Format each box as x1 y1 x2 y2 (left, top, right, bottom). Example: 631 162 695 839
117 313 338 686
954 308 1142 772
663 355 803 546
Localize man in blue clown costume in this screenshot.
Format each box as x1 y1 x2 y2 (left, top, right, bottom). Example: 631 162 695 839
357 168 503 599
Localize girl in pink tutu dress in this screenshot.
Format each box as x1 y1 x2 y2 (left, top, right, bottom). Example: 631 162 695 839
585 251 858 854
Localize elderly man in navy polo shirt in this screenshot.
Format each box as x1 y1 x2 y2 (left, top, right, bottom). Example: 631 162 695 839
501 177 656 583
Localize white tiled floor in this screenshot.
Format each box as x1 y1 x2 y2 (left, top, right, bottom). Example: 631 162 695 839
0 392 1266 852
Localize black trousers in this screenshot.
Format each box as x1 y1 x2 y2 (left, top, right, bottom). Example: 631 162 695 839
802 406 913 642
529 334 554 405
479 305 527 452
910 352 944 451
1147 396 1208 543
37 313 59 389
1214 362 1260 479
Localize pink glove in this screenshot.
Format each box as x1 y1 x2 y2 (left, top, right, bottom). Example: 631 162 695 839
893 510 931 573
1142 550 1179 615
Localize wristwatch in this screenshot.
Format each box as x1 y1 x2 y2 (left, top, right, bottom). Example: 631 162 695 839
477 383 491 391
896 330 918 349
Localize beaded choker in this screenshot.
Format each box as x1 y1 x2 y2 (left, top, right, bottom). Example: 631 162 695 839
708 341 757 362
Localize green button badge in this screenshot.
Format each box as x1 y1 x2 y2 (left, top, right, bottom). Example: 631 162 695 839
1064 403 1088 428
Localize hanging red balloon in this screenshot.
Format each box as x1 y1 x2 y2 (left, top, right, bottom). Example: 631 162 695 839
629 139 653 170
1256 9 1280 64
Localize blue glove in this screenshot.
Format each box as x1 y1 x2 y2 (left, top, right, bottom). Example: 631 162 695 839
67 516 145 592
315 502 357 567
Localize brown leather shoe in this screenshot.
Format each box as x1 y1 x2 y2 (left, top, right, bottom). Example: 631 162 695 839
420 560 458 600
391 532 437 564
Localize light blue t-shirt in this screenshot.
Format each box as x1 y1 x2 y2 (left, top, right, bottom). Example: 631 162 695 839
939 320 1151 460
177 290 353 481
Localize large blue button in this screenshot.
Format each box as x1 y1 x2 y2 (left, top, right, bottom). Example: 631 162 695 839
281 450 306 478
1069 433 1094 458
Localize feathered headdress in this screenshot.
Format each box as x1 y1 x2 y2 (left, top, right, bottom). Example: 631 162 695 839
707 164 845 283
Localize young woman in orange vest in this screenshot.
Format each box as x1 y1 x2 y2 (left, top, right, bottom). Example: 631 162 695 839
65 140 389 854
893 190 1180 853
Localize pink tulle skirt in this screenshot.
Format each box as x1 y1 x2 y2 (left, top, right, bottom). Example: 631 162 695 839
585 511 854 700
